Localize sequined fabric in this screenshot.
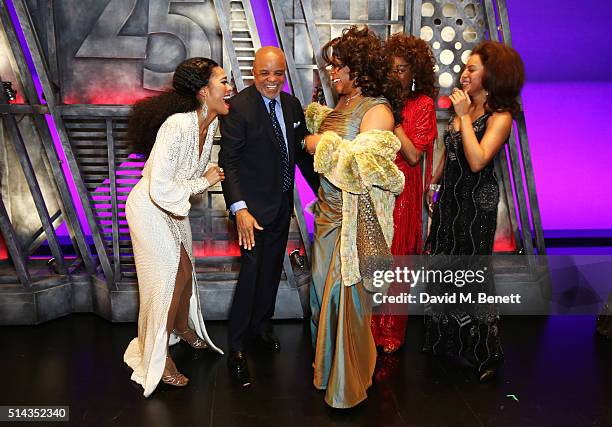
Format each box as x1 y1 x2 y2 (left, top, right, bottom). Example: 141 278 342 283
425 114 498 256
124 112 223 397
311 103 403 288
596 293 612 338
422 114 504 372
357 192 393 292
371 95 437 351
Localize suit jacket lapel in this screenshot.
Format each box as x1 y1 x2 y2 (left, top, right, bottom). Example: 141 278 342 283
250 86 282 154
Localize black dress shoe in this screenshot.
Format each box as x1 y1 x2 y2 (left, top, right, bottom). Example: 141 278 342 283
256 331 281 352
227 351 251 387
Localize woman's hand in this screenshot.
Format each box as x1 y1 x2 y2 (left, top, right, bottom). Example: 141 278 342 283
304 134 322 155
394 124 405 138
204 164 225 185
426 189 436 215
450 88 471 119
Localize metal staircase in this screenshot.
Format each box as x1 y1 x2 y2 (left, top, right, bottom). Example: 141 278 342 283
209 1 314 319
215 0 261 90
229 0 261 85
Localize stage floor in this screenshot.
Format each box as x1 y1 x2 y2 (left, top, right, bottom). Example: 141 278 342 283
1 314 610 426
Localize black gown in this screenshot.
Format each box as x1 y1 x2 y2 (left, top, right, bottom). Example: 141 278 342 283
423 113 503 373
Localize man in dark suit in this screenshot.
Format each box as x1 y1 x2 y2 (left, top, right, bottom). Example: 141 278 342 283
219 46 319 386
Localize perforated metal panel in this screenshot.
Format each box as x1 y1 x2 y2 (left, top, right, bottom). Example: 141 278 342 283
417 1 488 97
266 0 546 256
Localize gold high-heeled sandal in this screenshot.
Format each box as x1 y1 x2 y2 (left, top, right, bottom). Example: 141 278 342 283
173 328 208 350
161 356 189 387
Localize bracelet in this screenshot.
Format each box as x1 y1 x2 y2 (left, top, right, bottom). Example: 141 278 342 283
429 184 441 192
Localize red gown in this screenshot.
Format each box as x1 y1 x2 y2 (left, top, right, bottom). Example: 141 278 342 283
371 94 437 351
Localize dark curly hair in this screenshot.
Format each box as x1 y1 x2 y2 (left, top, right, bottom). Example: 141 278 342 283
322 26 402 120
127 57 219 156
471 41 524 118
384 33 438 101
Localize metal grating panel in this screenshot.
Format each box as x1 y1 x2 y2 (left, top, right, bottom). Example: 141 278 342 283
65 116 139 280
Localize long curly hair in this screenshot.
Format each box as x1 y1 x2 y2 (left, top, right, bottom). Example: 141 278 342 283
471 41 524 118
321 26 402 121
384 33 438 102
127 57 219 156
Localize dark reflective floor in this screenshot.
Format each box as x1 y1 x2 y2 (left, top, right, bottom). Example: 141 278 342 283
2 314 610 427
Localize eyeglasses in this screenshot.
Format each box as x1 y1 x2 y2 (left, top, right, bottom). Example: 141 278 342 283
326 62 345 72
391 65 410 75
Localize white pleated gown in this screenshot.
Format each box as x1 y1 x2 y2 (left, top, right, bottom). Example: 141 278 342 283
124 111 223 397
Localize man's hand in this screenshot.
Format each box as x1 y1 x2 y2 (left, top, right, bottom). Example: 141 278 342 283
235 209 263 250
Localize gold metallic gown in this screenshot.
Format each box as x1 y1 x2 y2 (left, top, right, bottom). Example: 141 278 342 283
310 97 389 408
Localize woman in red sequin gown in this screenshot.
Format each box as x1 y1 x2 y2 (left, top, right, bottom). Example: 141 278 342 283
371 34 438 353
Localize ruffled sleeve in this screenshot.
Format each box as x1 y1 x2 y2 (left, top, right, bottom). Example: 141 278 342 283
305 102 333 134
403 95 437 151
148 117 210 217
402 95 437 189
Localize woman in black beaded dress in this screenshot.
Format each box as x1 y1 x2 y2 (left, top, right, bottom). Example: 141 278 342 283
423 41 525 381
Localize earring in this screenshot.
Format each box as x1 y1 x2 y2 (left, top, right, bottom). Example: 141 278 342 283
201 96 208 120
411 79 416 92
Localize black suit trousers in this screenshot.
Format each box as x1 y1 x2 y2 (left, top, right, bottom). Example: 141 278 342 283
227 191 291 351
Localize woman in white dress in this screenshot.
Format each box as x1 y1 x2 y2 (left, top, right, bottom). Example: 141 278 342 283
124 58 231 396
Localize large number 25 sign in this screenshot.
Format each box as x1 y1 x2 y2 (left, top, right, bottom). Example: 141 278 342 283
76 0 211 91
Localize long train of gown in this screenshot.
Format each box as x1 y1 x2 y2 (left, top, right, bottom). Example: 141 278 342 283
310 97 389 408
124 111 223 397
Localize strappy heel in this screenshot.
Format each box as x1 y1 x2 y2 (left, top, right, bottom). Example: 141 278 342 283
161 356 189 387
173 328 208 350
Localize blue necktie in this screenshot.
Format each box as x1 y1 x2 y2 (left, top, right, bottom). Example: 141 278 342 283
268 99 292 192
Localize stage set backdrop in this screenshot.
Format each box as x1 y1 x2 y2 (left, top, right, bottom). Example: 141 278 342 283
0 0 584 325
